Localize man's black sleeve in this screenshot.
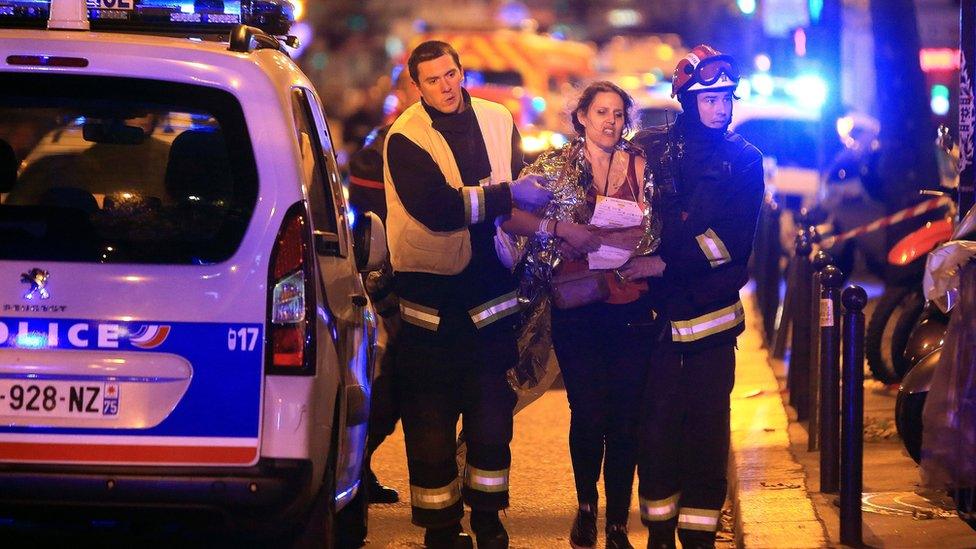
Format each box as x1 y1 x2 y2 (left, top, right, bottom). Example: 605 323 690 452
386 133 513 232
511 125 525 178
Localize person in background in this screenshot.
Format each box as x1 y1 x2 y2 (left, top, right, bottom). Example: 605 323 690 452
347 64 422 507
626 44 764 549
383 40 552 549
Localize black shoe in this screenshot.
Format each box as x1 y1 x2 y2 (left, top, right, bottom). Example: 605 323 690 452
676 529 716 549
424 523 474 549
606 523 634 549
470 510 509 549
367 474 400 504
569 504 597 548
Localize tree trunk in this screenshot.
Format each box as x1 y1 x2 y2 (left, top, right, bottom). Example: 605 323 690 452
870 0 940 283
870 0 939 209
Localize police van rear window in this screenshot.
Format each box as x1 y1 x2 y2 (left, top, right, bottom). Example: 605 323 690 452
0 74 258 264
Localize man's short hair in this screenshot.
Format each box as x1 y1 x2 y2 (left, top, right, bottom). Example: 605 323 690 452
407 41 462 83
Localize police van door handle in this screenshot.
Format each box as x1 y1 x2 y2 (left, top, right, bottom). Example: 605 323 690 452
351 294 368 307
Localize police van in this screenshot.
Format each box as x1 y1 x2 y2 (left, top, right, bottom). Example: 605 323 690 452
0 0 386 542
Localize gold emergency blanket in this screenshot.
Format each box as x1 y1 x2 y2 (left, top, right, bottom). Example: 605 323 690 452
507 138 661 402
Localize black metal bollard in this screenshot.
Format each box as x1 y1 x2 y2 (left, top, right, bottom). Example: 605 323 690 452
755 198 783 346
788 229 813 420
818 264 843 493
808 250 833 451
841 285 867 546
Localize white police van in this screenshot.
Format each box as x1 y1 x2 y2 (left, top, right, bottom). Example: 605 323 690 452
0 0 386 542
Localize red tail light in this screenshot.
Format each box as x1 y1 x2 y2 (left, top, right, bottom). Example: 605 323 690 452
267 202 316 374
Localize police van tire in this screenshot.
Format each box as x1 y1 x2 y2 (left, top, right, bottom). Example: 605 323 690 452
866 285 914 385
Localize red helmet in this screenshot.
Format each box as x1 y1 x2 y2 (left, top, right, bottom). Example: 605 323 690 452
672 44 740 98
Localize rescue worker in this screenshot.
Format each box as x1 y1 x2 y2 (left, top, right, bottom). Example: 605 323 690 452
347 65 422 507
383 40 552 548
622 44 764 549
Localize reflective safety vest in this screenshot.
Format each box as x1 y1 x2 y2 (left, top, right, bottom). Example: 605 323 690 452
383 98 514 275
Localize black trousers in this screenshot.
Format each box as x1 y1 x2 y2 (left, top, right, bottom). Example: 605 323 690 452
638 343 735 547
396 320 518 528
551 301 654 525
367 317 401 462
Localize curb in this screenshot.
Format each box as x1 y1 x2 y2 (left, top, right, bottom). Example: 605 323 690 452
730 296 831 547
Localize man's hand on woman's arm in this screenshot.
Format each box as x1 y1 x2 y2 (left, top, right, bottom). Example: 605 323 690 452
617 255 666 281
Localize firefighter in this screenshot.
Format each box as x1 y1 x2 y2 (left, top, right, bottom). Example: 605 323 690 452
383 40 552 548
622 44 765 549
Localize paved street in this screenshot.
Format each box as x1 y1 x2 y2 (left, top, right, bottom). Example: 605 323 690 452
366 386 652 548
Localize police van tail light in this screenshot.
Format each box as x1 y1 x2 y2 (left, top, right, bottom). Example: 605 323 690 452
266 202 316 375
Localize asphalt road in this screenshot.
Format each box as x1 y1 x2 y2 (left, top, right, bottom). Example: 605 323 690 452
366 387 652 548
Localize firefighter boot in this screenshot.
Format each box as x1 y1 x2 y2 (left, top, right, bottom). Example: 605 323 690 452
470 509 508 549
570 503 597 548
676 528 716 549
645 520 677 549
424 522 474 549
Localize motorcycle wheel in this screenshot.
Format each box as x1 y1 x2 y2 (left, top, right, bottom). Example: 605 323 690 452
866 285 920 384
891 290 926 379
895 388 926 464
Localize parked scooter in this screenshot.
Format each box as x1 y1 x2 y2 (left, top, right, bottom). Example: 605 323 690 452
895 202 976 463
865 127 959 384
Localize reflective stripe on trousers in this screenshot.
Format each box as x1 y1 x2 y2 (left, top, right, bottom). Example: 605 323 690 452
640 492 680 522
464 465 509 493
410 481 461 509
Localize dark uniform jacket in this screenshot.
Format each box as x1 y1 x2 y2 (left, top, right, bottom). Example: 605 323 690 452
385 90 524 340
348 124 391 222
634 118 764 350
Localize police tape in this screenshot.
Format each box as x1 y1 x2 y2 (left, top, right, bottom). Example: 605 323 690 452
819 196 953 249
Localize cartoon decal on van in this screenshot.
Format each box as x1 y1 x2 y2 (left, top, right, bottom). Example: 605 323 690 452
20 268 50 300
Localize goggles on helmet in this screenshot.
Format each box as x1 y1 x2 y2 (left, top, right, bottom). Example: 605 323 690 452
694 55 740 87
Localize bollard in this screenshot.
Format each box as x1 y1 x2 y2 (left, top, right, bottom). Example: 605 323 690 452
771 254 794 360
787 229 813 420
755 198 783 346
774 211 809 361
818 265 843 493
808 250 833 451
840 285 867 546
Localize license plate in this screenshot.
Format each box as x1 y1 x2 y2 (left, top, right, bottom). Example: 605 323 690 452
0 380 120 419
89 0 136 10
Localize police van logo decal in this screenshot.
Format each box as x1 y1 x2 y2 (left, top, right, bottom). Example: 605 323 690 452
129 325 171 349
20 268 50 301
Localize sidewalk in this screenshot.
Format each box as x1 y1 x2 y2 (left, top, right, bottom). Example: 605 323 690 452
731 293 976 547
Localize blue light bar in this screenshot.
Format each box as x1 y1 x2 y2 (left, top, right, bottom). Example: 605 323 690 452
85 0 292 35
0 0 51 28
87 0 242 28
0 0 293 35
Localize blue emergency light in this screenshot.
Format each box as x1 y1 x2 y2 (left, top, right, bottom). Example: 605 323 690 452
0 0 293 34
0 0 50 27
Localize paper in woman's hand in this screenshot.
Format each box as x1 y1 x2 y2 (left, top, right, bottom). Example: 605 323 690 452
589 195 644 228
588 195 644 269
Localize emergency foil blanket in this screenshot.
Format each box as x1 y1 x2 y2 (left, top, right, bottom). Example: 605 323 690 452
506 138 661 405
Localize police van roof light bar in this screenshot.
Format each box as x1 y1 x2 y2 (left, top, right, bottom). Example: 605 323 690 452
0 0 294 36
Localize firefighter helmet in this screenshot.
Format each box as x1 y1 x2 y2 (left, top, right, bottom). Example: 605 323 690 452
672 44 740 97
